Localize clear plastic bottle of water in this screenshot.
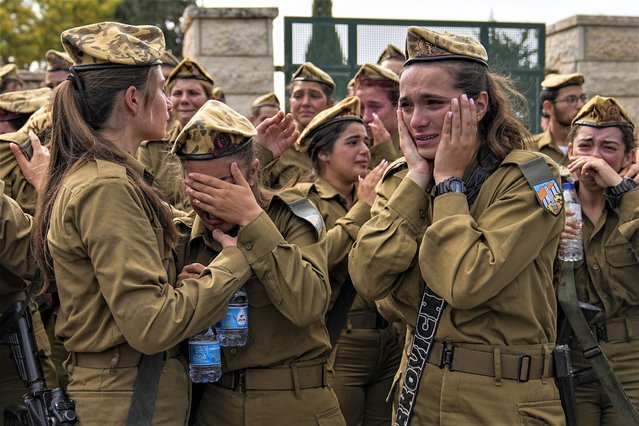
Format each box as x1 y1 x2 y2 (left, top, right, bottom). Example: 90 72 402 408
558 181 583 262
216 289 248 347
188 327 222 383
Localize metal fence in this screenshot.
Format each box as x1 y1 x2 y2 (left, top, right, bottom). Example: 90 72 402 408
282 17 545 133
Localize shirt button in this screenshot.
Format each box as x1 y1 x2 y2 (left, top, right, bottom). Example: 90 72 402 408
244 242 253 250
592 264 600 271
419 210 425 218
230 348 237 354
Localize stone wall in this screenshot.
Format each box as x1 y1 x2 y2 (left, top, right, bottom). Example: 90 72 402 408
182 6 278 117
546 15 639 123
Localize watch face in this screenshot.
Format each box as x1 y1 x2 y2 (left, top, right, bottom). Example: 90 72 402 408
448 178 465 192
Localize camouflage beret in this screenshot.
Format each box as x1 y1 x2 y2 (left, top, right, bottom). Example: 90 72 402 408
377 44 405 64
405 26 488 67
45 50 73 72
161 51 179 67
20 103 52 134
572 95 634 129
0 87 52 115
172 100 257 160
61 22 165 67
296 96 362 153
291 62 335 90
252 92 280 109
0 64 19 80
541 73 584 90
167 56 214 88
212 87 225 101
354 63 399 84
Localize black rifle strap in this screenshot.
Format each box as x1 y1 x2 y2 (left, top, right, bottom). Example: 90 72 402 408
325 275 358 348
125 352 164 426
395 286 446 426
557 260 639 425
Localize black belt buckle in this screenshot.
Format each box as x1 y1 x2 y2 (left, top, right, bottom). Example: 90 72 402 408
236 369 246 392
438 342 455 371
517 355 532 382
595 323 608 342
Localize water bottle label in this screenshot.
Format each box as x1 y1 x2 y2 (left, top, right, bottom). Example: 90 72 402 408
216 306 248 330
189 341 221 366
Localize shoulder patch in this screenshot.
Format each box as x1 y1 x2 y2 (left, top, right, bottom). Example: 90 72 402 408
281 196 325 239
519 156 563 216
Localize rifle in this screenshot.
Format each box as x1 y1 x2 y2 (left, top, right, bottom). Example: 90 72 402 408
0 300 76 425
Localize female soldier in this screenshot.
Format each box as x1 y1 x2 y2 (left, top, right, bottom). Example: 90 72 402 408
563 96 639 425
294 96 400 425
261 62 335 188
136 56 215 210
33 22 256 425
172 99 343 425
349 27 566 424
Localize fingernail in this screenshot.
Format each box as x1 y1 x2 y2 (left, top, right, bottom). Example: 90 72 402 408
447 111 453 118
452 98 459 107
462 94 468 101
470 98 475 105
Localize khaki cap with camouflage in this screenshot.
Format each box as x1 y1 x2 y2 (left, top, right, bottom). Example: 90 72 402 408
161 51 179 67
252 92 280 109
45 50 73 71
167 56 214 88
20 103 53 134
172 100 257 160
212 87 225 101
377 44 405 64
61 22 165 67
541 73 584 90
405 26 488 67
572 95 634 129
291 62 335 90
354 63 399 84
0 87 52 114
296 96 362 153
0 64 19 80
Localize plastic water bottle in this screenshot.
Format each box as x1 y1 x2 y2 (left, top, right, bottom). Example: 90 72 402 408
216 289 248 347
558 181 583 261
188 327 222 383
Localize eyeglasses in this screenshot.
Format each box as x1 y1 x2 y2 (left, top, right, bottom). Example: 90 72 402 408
553 94 588 105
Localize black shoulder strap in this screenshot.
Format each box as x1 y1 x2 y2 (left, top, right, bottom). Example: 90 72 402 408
519 156 563 216
325 275 358 348
125 352 164 426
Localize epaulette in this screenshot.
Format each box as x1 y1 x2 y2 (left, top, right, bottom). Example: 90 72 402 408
381 157 408 182
275 187 325 239
293 182 314 197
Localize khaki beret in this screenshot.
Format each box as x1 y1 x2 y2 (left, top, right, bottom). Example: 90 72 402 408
0 88 52 115
167 56 214 88
377 44 405 64
61 22 165 67
572 95 634 129
161 51 179 67
405 26 488 67
252 92 280 109
20 103 53 134
541 73 584 90
212 87 225 101
45 50 73 72
291 62 335 90
172 100 257 160
296 96 362 153
0 64 19 80
354 63 399 84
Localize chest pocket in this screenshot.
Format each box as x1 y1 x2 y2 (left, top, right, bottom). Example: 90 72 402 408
605 242 636 268
604 240 639 303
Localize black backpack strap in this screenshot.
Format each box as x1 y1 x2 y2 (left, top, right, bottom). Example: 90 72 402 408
325 275 358 348
125 352 164 426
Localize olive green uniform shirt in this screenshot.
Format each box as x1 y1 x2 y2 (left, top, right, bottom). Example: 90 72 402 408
0 130 37 215
261 145 313 189
175 187 331 371
49 155 245 355
370 133 402 167
533 129 569 167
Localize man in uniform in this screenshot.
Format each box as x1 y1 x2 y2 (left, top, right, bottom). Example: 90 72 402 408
43 50 72 89
0 64 23 94
376 44 405 76
533 73 587 167
248 92 280 126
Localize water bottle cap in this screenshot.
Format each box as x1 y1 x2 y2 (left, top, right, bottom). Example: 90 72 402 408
562 181 575 190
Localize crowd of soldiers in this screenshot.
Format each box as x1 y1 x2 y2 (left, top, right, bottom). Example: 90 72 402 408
0 18 637 426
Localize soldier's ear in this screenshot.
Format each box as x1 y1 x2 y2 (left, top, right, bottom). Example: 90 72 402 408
475 91 489 121
123 85 141 116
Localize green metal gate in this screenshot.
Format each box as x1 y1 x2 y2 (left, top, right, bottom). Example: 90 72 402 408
282 17 545 133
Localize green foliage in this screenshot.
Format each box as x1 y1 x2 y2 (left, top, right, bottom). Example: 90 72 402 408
0 0 121 68
114 0 196 58
306 0 343 67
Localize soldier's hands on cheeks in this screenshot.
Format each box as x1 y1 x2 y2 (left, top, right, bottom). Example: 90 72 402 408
433 94 479 184
357 159 388 205
397 108 433 189
568 155 623 188
253 111 299 158
185 161 264 226
369 113 392 147
561 209 581 239
10 130 50 195
177 263 206 285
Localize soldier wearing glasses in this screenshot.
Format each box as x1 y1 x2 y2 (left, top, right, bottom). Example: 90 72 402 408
533 73 587 167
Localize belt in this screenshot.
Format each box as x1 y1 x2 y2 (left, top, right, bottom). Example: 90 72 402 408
347 312 389 330
217 363 331 391
427 342 554 382
594 316 639 342
72 343 179 369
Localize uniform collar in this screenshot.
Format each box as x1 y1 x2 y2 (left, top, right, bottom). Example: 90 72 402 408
125 152 155 185
536 128 564 155
313 176 356 207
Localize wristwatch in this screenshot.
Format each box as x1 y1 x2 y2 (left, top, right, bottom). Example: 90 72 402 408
434 177 466 197
603 177 638 208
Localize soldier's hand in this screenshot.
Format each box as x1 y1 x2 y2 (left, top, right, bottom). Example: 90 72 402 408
369 113 391 147
568 155 623 188
397 108 433 189
10 130 50 195
357 159 388 205
212 229 238 248
620 162 639 184
561 209 581 239
253 111 298 158
177 263 206 285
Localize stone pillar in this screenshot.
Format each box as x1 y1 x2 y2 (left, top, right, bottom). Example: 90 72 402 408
182 6 279 118
546 15 639 122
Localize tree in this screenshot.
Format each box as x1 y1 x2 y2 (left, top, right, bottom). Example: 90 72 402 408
0 0 40 66
305 0 344 67
114 0 196 57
